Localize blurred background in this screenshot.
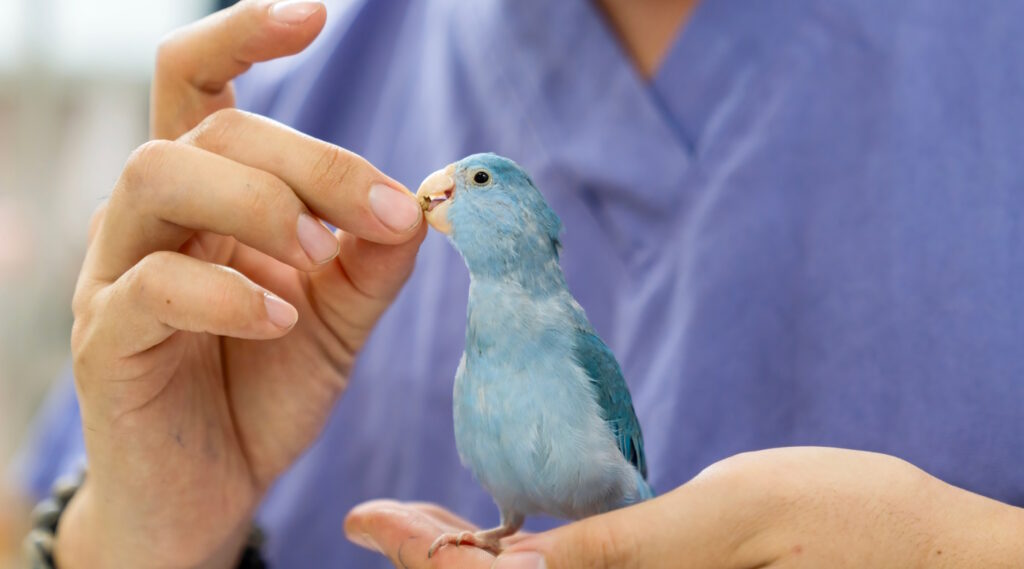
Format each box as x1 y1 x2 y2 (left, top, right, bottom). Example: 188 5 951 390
0 0 230 565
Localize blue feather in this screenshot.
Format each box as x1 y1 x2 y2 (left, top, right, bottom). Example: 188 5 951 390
573 328 649 480
436 153 653 538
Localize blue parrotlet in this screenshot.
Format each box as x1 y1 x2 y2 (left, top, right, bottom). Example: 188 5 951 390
415 153 653 557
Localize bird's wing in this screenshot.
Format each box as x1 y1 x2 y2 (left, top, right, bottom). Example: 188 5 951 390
572 328 648 479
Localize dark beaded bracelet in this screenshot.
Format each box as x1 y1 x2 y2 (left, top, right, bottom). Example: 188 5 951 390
23 470 269 569
238 525 269 569
23 470 82 568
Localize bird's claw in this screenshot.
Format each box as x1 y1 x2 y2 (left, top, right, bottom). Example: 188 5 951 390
427 530 503 558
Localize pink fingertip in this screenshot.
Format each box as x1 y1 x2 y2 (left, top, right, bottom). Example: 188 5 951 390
369 183 423 233
264 293 298 329
269 1 323 25
492 552 546 569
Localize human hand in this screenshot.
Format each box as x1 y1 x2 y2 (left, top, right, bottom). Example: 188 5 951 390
346 448 1024 568
54 2 426 568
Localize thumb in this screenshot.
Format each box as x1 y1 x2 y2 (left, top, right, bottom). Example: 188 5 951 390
489 481 764 569
491 500 673 569
305 225 427 356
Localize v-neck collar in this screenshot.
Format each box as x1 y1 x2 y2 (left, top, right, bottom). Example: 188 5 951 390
453 0 801 262
651 0 804 154
462 0 691 211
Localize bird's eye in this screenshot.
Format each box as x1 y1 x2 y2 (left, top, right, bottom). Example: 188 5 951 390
473 170 490 185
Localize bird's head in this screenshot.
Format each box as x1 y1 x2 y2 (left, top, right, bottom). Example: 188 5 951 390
416 153 563 281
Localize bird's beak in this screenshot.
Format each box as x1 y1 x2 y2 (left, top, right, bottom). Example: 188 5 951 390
416 164 456 235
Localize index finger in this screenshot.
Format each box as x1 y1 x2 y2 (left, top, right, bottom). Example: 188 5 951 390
182 109 423 244
344 501 495 569
499 479 775 569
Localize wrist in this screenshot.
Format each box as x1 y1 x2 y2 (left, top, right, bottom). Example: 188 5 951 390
52 483 104 569
1001 504 1024 561
53 481 250 569
925 481 1024 566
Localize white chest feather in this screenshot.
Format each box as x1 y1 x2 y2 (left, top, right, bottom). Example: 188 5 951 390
453 284 637 519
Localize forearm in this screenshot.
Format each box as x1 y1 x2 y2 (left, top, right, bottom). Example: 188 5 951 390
927 483 1024 567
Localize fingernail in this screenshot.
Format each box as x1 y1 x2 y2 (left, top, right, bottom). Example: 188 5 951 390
347 532 382 554
492 552 546 569
269 0 323 25
264 293 298 329
297 213 339 264
369 184 422 233
489 552 544 569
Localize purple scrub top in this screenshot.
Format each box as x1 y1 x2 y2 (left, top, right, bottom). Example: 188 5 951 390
14 1 1024 567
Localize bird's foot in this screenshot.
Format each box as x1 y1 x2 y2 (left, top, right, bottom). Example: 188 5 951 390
427 530 503 558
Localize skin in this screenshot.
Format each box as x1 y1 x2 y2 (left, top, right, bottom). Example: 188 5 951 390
47 1 1024 568
596 0 701 80
345 448 1024 569
54 1 426 568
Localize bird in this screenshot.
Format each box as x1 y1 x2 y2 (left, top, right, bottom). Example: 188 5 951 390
415 153 653 557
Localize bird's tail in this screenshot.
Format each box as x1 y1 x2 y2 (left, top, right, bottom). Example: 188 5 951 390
619 469 655 508
635 470 655 501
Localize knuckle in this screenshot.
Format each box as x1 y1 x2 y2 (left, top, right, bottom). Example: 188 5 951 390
69 288 108 385
209 263 247 298
189 108 248 153
208 268 244 313
124 251 173 299
244 171 292 222
69 318 94 371
206 266 262 327
128 139 173 169
865 452 933 493
70 284 94 322
87 202 108 242
696 451 763 484
154 28 188 74
69 293 95 357
690 452 793 518
310 145 358 194
120 139 174 194
70 330 92 386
